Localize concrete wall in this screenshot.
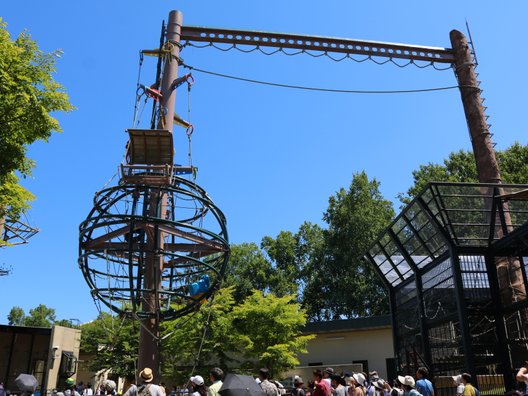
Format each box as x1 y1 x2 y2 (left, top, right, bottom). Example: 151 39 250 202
45 325 82 392
297 327 394 379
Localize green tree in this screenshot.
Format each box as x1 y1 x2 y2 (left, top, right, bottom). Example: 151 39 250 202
302 172 395 320
0 18 74 241
400 143 528 203
232 291 314 377
159 287 312 380
160 286 248 382
24 304 56 327
223 243 273 303
80 312 139 377
7 306 25 325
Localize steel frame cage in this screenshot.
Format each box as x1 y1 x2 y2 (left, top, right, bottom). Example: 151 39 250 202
78 175 230 321
364 182 528 394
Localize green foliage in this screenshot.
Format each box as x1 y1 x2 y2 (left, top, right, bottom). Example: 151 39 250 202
400 143 528 204
231 291 314 377
24 304 56 327
0 18 73 221
159 287 312 381
80 312 139 377
7 305 25 325
303 172 394 320
160 287 246 382
224 243 272 303
7 304 80 328
0 173 34 221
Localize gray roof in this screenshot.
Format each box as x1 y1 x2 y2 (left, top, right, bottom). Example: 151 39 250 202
304 315 392 334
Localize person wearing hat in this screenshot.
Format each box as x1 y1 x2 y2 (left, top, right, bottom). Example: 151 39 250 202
64 379 81 396
259 368 279 396
313 369 331 396
124 368 164 396
397 376 419 396
102 381 116 396
349 374 365 396
450 375 463 396
292 377 306 396
323 369 335 388
331 375 347 396
189 376 207 396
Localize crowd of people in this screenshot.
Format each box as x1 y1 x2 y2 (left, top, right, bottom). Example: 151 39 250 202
6 361 528 396
55 363 528 396
301 364 528 396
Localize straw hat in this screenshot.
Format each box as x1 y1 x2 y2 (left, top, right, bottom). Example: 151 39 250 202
139 368 154 383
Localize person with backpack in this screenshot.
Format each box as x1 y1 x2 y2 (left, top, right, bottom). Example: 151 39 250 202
415 367 434 396
124 368 164 396
292 377 306 396
396 376 420 396
460 373 479 396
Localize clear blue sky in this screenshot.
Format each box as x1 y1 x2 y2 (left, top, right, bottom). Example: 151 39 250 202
1 1 527 324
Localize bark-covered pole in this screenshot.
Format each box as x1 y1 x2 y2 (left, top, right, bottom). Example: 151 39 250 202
138 10 182 381
450 30 501 183
451 30 527 382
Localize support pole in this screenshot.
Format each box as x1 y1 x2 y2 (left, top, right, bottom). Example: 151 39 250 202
450 30 501 184
158 10 183 132
138 10 182 381
451 30 527 382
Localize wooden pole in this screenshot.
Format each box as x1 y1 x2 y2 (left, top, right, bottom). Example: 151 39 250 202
450 29 501 184
451 30 527 383
138 10 182 381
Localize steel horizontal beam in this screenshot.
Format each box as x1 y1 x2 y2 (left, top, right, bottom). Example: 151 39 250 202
181 26 456 64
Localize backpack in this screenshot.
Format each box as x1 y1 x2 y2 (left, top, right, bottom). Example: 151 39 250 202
138 385 152 396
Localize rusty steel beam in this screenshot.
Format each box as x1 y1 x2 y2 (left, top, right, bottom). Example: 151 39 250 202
181 26 456 64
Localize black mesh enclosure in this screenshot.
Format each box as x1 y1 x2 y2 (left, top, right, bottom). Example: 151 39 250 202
364 183 528 396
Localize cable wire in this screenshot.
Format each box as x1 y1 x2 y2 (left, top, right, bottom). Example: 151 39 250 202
182 63 463 94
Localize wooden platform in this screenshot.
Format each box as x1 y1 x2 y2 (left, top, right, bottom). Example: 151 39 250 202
126 129 173 165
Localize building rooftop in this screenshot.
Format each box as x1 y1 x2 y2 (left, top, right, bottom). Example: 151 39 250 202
304 315 391 333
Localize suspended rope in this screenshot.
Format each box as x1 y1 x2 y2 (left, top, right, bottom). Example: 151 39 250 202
132 51 144 126
189 290 218 377
182 63 462 94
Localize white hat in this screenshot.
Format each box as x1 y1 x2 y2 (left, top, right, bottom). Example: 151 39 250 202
353 373 366 386
103 380 116 392
397 376 415 388
452 375 462 385
191 376 204 386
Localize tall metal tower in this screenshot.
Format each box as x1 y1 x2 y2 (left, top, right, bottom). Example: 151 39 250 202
78 11 230 380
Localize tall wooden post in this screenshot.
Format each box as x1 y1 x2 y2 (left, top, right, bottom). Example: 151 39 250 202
137 10 182 380
451 30 527 383
450 30 501 184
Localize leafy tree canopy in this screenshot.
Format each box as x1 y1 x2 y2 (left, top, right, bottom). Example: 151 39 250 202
7 304 78 328
80 312 139 378
302 171 394 320
0 18 73 224
400 143 528 204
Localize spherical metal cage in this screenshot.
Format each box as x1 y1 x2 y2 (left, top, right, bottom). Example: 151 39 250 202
78 176 229 320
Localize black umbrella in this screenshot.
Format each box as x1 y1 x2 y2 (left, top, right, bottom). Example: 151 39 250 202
15 374 38 393
219 374 266 396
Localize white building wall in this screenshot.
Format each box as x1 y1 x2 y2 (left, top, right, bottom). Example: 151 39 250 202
297 327 394 380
